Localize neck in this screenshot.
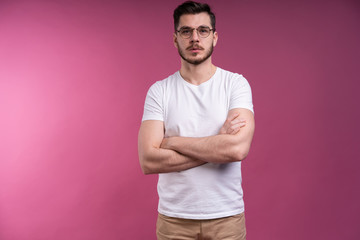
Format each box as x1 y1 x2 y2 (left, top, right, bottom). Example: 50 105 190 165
179 58 217 86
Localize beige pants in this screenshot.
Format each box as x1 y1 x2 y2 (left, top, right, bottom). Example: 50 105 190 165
156 212 246 240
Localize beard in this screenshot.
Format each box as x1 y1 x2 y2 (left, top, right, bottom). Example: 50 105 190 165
177 42 214 65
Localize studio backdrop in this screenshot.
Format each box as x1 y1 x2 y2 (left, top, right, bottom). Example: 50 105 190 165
0 0 359 239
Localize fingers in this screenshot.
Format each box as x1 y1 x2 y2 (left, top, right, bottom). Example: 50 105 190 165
229 112 240 121
231 117 246 125
226 121 246 134
219 114 247 135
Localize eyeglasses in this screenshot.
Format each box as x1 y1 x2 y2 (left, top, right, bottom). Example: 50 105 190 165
176 26 215 39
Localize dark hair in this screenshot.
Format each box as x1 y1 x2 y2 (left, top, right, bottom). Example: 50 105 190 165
173 1 216 32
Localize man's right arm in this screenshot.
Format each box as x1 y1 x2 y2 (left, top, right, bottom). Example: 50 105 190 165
138 120 206 175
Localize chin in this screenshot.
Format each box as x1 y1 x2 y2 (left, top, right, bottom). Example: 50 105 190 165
178 46 213 65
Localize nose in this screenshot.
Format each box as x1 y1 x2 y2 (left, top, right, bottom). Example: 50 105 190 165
190 29 200 42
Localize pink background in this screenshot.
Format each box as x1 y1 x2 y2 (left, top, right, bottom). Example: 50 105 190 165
1 0 359 239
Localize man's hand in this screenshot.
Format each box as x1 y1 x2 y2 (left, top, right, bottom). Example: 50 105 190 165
219 112 246 135
160 137 170 150
159 108 254 163
162 110 248 152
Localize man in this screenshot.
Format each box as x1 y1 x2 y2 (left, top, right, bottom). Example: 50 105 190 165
138 1 254 239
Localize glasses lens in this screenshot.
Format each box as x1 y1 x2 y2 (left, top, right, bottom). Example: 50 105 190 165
178 27 211 38
198 27 210 37
180 28 192 38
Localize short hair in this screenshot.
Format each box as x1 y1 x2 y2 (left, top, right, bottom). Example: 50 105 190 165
173 1 216 32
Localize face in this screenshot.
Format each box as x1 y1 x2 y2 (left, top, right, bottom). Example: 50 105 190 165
174 12 218 65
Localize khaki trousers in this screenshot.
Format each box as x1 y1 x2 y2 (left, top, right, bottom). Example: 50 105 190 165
156 212 246 240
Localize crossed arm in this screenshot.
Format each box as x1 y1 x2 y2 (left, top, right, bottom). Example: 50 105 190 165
138 108 255 174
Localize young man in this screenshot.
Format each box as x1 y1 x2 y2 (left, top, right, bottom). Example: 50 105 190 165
138 1 254 239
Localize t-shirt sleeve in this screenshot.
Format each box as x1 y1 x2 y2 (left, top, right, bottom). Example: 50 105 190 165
229 74 254 113
142 81 164 122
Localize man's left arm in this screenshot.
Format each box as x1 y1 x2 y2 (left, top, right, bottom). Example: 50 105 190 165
160 108 255 163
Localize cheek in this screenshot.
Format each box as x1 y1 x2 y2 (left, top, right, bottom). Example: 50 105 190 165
177 40 187 49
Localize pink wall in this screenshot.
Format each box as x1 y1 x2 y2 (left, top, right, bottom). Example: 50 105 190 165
0 0 359 239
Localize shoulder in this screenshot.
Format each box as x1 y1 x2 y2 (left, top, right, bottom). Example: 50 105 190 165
216 67 250 87
148 71 179 92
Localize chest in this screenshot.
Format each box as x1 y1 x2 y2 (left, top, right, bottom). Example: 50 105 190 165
163 83 229 137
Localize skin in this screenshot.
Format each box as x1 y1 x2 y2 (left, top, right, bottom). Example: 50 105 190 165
138 12 255 174
160 108 254 164
174 12 218 85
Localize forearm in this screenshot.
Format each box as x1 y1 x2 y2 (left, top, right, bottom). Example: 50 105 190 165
139 146 206 175
161 108 255 163
161 134 250 163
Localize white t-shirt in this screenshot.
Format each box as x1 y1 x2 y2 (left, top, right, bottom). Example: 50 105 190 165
142 67 253 219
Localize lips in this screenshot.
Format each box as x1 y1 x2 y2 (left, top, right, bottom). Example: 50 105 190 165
190 49 200 53
187 45 203 51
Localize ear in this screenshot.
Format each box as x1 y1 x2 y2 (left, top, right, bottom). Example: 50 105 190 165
213 31 218 47
173 33 178 49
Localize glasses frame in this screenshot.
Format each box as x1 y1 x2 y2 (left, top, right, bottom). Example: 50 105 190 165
176 26 215 39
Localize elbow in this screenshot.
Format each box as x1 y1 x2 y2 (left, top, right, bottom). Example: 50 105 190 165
140 159 153 175
230 145 250 162
142 168 153 175
140 164 151 175
140 165 153 175
139 155 150 175
139 155 157 175
236 150 249 161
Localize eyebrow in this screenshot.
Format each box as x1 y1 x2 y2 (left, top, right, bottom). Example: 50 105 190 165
179 25 210 29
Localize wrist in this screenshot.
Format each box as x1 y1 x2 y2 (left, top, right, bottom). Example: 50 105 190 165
161 137 174 150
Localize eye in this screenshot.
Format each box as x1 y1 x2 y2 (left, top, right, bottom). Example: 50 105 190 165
198 27 210 36
181 29 191 34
